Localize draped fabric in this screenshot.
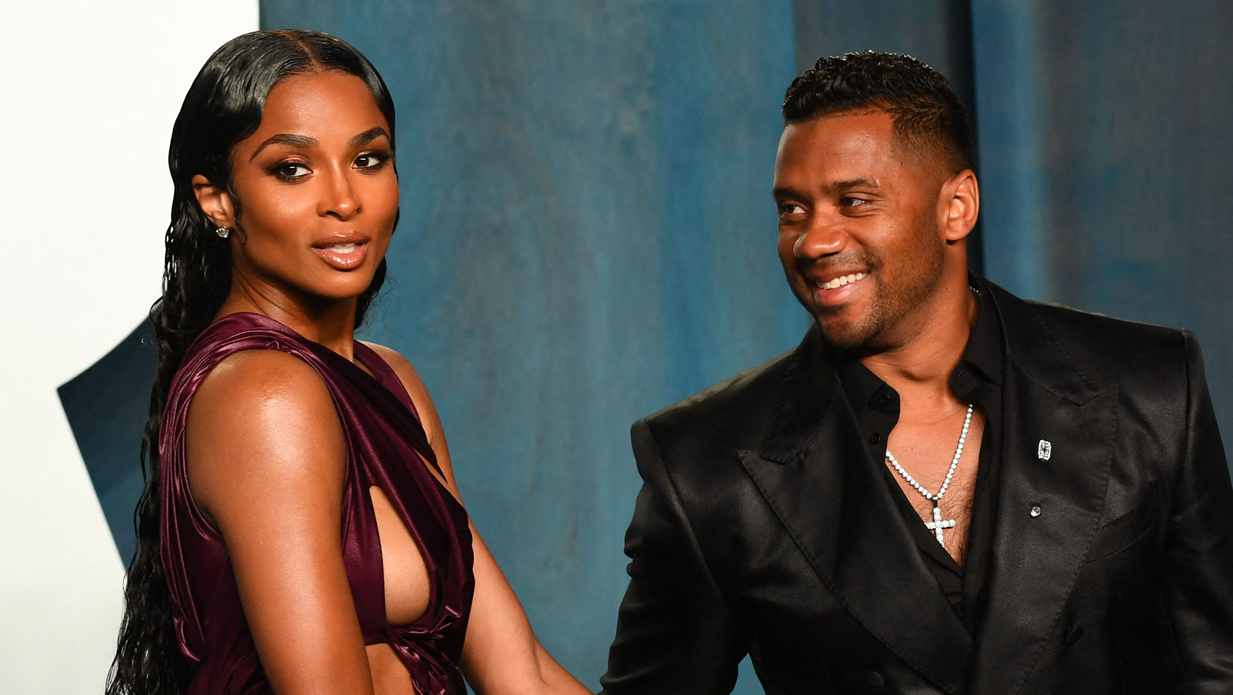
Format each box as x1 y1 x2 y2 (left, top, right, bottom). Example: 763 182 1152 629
158 313 474 694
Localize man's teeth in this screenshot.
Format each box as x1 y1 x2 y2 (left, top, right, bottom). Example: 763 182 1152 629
818 272 867 290
328 243 359 253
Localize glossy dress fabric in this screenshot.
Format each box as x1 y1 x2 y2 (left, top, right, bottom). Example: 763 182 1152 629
159 313 474 695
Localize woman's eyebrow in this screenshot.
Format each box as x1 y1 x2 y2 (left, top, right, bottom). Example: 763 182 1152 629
249 133 317 160
348 127 389 147
248 128 389 161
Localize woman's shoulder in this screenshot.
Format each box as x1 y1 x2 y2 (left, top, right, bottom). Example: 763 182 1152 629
173 313 317 386
189 349 339 457
185 349 345 522
166 312 335 428
196 348 331 410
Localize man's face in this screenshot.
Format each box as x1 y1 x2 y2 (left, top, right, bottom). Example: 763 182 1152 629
773 111 948 350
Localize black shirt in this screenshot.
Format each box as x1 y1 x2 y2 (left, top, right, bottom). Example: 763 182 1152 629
828 277 1004 631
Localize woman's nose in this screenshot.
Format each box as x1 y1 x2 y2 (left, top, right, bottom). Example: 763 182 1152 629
318 167 362 220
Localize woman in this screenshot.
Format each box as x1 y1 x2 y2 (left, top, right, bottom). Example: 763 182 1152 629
108 30 590 695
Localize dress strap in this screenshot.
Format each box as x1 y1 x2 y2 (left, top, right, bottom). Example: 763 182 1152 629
354 342 421 421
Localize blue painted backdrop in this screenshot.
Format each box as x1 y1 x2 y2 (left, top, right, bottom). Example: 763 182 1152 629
972 0 1233 430
58 1 1232 692
259 1 804 690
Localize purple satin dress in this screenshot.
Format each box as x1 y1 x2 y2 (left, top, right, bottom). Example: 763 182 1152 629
159 313 474 694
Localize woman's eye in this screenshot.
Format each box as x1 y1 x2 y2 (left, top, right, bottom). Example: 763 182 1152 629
355 152 387 169
272 162 310 180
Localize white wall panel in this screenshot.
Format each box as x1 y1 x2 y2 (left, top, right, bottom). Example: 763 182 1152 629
0 2 258 691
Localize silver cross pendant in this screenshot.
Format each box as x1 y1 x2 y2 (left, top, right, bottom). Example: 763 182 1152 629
924 504 957 548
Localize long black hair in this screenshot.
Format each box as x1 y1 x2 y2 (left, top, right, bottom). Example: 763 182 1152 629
107 30 397 695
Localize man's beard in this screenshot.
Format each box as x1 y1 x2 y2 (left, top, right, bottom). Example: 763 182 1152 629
812 220 946 351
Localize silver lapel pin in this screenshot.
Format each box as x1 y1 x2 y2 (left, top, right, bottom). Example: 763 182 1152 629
1038 439 1052 461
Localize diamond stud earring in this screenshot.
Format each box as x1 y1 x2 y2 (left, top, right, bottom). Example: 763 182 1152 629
215 226 231 239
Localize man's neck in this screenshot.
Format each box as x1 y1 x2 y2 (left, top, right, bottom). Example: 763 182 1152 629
857 275 979 404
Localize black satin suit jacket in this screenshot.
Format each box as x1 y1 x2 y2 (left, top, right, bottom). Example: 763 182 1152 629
601 281 1233 695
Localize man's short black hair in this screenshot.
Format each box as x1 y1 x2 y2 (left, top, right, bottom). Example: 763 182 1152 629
783 51 976 175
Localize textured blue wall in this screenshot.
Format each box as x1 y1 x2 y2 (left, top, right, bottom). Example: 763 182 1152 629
793 0 974 117
260 1 801 689
973 0 1233 451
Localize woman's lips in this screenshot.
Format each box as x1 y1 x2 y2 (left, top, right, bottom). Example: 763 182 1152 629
313 241 368 270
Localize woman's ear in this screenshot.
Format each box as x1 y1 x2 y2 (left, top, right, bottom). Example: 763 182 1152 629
939 169 980 242
192 174 236 229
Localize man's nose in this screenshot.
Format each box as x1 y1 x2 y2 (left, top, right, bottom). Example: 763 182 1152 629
794 213 846 259
318 166 362 220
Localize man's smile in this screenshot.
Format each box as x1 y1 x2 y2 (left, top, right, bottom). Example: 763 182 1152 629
808 269 871 309
815 271 868 290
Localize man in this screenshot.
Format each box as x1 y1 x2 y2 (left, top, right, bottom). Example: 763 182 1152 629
601 52 1233 694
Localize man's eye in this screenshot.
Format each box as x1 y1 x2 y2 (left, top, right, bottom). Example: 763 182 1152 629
778 203 806 218
272 162 310 179
841 196 870 207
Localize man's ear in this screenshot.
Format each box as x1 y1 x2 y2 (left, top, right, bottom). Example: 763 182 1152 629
192 174 236 229
939 169 979 243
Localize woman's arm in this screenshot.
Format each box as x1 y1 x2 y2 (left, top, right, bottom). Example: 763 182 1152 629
365 343 590 695
186 350 377 695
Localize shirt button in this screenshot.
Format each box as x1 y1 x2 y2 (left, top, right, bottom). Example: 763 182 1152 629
1066 625 1085 644
870 433 882 445
874 392 890 407
1030 504 1043 518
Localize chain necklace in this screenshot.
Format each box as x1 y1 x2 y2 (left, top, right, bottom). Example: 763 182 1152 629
885 403 973 549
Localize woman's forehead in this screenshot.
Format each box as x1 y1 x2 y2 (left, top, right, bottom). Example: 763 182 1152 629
241 72 388 150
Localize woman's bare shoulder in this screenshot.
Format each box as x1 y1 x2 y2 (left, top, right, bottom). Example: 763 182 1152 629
189 349 336 432
185 349 346 522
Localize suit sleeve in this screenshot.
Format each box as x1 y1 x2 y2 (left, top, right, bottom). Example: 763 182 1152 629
1163 330 1233 691
600 419 749 695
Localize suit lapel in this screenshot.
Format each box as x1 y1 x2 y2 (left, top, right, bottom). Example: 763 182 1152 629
740 326 973 695
968 285 1119 695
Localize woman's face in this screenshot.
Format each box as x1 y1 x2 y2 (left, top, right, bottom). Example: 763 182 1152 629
213 70 399 307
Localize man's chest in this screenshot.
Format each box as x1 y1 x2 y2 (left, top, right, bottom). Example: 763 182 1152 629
884 407 988 565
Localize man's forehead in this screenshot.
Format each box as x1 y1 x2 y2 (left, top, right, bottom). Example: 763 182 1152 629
778 112 898 163
775 113 904 187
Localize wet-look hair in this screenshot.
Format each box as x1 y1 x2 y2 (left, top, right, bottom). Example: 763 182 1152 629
782 50 976 176
109 29 396 695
